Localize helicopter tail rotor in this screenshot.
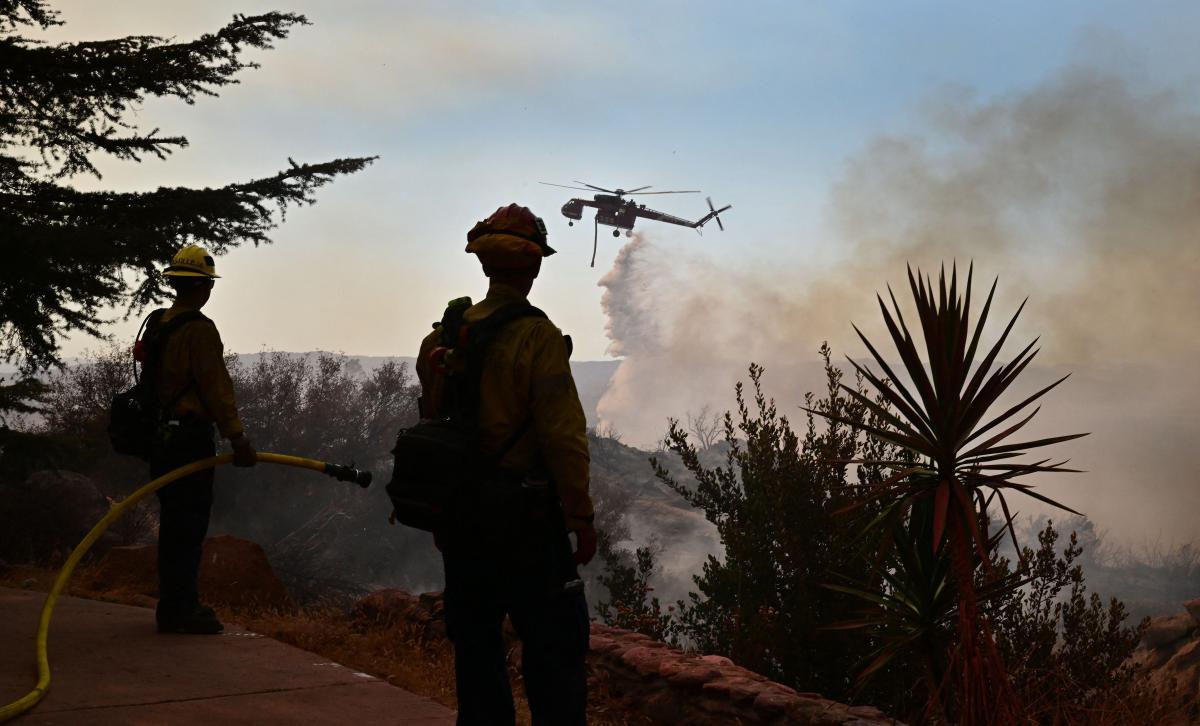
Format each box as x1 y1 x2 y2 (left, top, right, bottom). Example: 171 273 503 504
700 196 731 231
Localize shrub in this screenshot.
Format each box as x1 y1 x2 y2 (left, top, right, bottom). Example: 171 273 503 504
649 347 905 705
988 520 1152 724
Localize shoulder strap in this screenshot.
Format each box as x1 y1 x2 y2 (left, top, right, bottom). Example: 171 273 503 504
460 303 551 464
140 310 210 413
131 309 167 385
145 310 208 347
444 302 548 433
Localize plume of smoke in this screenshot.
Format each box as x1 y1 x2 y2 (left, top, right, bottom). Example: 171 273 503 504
596 68 1200 543
596 233 836 445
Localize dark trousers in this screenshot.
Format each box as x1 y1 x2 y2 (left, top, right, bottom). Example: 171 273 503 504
442 517 590 726
150 423 216 618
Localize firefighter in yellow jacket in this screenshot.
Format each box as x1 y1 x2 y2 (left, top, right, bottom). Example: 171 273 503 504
144 245 256 634
416 204 595 725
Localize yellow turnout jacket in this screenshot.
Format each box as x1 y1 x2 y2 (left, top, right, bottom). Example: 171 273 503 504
154 304 245 440
416 283 594 530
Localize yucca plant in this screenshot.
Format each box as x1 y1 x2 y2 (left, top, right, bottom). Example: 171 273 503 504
827 504 1031 721
810 263 1086 724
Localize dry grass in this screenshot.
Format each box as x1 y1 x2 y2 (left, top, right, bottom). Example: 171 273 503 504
0 566 645 726
1048 680 1199 726
236 606 649 726
236 606 459 709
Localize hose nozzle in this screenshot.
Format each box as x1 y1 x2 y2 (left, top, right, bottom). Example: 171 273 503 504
324 462 372 488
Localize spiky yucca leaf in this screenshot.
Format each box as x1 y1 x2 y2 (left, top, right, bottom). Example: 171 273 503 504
807 263 1086 557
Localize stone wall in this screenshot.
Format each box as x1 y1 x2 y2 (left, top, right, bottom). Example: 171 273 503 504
350 589 900 725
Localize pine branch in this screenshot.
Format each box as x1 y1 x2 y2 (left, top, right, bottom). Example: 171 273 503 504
0 376 47 418
0 1 60 33
0 11 308 177
1 155 376 370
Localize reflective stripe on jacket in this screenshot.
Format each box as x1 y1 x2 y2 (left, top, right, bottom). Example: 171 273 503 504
416 283 594 530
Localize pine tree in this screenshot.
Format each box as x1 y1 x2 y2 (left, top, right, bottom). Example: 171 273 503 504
0 1 375 379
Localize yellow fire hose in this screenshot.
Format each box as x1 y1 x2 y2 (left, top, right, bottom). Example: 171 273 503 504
0 451 372 723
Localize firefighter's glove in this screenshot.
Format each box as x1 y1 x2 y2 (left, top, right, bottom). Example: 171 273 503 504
572 523 598 566
230 433 257 468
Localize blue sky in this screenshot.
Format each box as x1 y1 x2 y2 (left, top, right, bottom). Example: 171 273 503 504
35 2 1200 542
49 0 1200 360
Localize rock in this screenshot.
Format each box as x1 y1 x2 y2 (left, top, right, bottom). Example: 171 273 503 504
664 663 722 688
752 688 798 714
701 676 765 703
1 470 114 562
588 634 622 655
1142 612 1196 648
87 535 292 611
848 705 891 719
788 697 841 724
89 544 156 595
586 623 901 723
1146 639 1200 705
620 646 671 677
1184 597 1200 627
198 536 293 610
1137 602 1200 716
699 654 734 668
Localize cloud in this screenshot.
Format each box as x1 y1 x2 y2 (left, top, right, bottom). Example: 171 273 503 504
244 5 635 119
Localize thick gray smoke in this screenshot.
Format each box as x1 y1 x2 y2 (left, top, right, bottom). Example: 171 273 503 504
597 68 1200 544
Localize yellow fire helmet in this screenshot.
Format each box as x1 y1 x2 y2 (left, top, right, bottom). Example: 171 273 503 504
163 244 220 278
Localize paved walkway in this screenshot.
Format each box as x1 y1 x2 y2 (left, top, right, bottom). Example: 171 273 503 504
0 587 455 724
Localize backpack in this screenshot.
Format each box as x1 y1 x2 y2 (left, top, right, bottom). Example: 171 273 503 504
386 299 550 533
108 308 206 460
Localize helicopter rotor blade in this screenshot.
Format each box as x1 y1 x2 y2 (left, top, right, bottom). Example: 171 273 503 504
573 180 618 194
624 185 653 193
539 181 598 192
625 190 701 195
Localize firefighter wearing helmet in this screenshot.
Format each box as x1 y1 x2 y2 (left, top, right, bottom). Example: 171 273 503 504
414 204 595 724
144 244 256 634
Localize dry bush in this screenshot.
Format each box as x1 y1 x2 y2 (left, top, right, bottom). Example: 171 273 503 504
103 495 159 546
239 606 458 706
984 520 1198 724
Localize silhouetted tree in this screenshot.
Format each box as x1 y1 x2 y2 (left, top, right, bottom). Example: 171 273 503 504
0 1 374 380
685 404 722 452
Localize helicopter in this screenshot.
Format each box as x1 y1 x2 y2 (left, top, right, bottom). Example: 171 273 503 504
539 181 732 266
